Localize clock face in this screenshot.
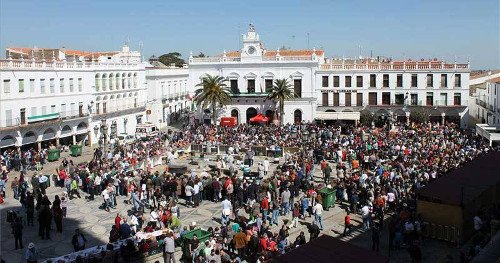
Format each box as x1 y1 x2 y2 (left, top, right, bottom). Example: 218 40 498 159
248 46 256 54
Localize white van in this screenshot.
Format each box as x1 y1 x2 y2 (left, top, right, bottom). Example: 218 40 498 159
135 123 159 139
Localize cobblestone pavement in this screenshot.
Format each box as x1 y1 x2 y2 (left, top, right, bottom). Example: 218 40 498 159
0 142 462 263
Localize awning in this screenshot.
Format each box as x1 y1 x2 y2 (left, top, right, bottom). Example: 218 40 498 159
250 113 269 122
315 111 360 121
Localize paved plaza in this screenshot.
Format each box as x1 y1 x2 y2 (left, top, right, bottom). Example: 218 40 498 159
0 138 463 263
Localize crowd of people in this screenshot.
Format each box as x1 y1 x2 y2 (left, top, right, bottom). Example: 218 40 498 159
1 119 498 263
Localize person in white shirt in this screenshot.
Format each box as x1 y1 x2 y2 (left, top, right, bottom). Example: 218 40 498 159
263 159 270 175
361 204 371 230
185 184 193 207
312 202 324 230
221 197 232 226
130 213 139 232
193 183 200 207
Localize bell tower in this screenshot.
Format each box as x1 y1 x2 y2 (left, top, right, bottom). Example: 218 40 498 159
241 23 263 59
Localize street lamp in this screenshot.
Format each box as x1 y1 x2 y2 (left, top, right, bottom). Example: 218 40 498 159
291 128 298 139
301 130 310 178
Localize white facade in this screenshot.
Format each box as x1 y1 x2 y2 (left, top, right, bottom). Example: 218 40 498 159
188 25 321 125
145 66 190 128
472 79 500 125
0 46 147 149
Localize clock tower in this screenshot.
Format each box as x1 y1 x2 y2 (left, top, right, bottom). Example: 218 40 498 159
241 23 263 59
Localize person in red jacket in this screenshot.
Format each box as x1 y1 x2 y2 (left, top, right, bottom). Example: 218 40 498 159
343 211 352 236
114 213 121 230
261 196 269 223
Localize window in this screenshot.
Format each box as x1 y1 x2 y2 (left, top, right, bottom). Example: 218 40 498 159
247 79 255 93
454 93 461 105
3 80 11 93
455 74 461 87
78 78 83 92
382 92 390 105
368 92 377 105
440 93 448 106
294 79 302 98
333 76 340 87
411 94 418 105
69 78 74 92
322 93 329 106
370 74 376 87
322 76 329 87
31 107 37 117
5 110 12 126
333 93 339 106
230 79 239 93
411 74 417 87
356 76 363 87
397 74 403 87
19 79 25 92
50 78 55 93
395 94 405 105
265 79 273 93
20 108 26 125
345 76 352 88
441 74 447 88
30 79 35 93
41 106 47 115
61 104 66 117
40 79 45 93
345 92 352 106
356 93 363 106
426 74 433 87
383 74 389 88
51 105 56 113
426 92 433 106
59 78 65 93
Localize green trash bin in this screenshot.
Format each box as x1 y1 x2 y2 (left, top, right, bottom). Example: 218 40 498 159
182 228 211 256
47 149 60 162
70 145 82 157
319 187 336 210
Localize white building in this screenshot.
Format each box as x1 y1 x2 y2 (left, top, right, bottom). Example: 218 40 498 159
316 58 470 126
0 45 147 150
471 77 500 125
145 57 190 128
188 24 320 125
189 24 471 126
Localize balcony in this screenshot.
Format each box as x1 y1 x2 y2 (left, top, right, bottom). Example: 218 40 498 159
319 61 469 71
229 92 269 97
92 103 146 120
0 59 143 70
162 91 189 101
0 110 90 131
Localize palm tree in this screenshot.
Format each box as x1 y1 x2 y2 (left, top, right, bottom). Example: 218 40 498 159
194 74 232 125
266 78 294 124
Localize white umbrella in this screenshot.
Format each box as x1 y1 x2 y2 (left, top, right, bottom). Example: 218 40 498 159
38 176 48 183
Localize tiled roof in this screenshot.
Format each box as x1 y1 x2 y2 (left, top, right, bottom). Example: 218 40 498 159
471 70 500 80
486 77 500 83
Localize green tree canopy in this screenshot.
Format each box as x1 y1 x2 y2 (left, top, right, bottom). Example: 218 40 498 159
158 52 186 67
266 78 295 124
194 74 232 125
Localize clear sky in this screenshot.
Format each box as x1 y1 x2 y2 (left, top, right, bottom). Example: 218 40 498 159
0 0 498 69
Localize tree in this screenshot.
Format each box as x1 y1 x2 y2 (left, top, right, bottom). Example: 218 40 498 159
194 75 232 125
193 52 206 58
360 110 375 126
410 108 429 124
158 52 186 67
266 79 295 124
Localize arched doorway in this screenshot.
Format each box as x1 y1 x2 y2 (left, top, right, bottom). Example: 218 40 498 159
0 135 16 148
294 109 302 123
246 107 258 124
265 110 274 122
231 109 239 124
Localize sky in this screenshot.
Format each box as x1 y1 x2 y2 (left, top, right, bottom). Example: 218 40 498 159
0 0 498 69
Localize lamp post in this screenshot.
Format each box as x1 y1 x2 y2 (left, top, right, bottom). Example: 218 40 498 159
387 107 393 131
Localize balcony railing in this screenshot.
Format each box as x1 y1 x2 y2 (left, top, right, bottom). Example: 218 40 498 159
162 91 189 100
1 109 90 129
319 62 469 71
94 103 145 115
0 59 143 70
190 55 318 64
